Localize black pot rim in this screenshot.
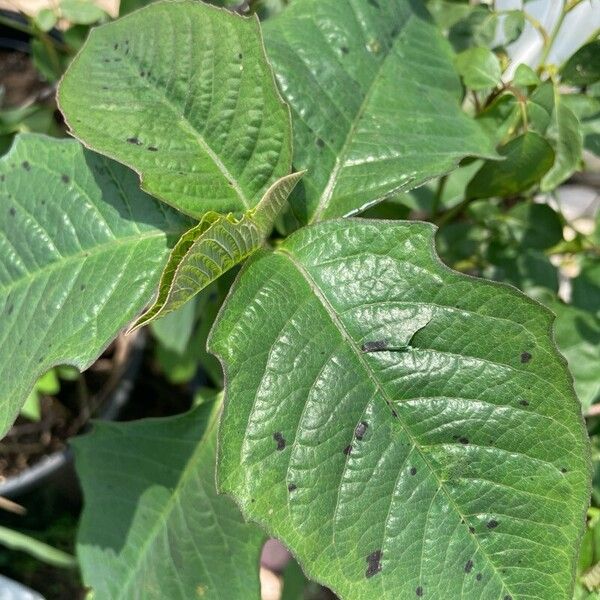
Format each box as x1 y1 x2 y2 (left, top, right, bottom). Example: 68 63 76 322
0 332 145 498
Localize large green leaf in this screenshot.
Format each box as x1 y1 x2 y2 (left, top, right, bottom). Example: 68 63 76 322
131 170 303 330
0 134 188 437
263 0 497 228
75 399 265 599
210 219 590 600
59 0 292 219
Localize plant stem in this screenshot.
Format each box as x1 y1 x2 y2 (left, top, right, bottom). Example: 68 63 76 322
539 0 586 67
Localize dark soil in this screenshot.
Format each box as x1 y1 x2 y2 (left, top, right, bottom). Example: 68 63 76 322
0 50 47 109
0 336 135 479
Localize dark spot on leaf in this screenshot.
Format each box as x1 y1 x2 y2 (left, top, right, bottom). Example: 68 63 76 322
465 560 474 573
341 46 349 54
61 174 70 184
561 467 567 473
273 432 286 451
228 180 234 186
103 58 110 63
316 137 325 148
365 550 382 578
41 200 45 205
519 399 529 406
6 304 13 315
148 146 158 152
114 43 118 49
368 0 380 7
344 445 353 456
80 284 86 291
391 409 398 418
127 137 142 145
410 467 417 476
520 351 532 363
0 174 4 181
469 526 475 534
416 587 423 597
504 596 512 600
22 161 30 171
288 483 297 492
9 207 15 217
238 52 243 59
476 573 482 581
361 340 387 352
38 357 43 363
487 520 499 529
355 421 368 440
459 437 469 444
140 70 145 77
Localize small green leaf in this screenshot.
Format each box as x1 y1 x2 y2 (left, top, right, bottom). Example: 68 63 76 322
561 40 600 87
131 171 303 330
513 63 540 87
34 8 58 32
467 131 554 199
528 81 555 134
502 10 525 44
60 0 106 24
476 93 520 144
150 297 197 355
210 218 590 600
75 399 265 599
59 0 292 219
0 134 188 437
264 0 497 227
541 89 584 192
455 47 502 90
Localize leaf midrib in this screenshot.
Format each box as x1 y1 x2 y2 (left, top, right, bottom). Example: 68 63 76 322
310 11 414 223
276 246 516 599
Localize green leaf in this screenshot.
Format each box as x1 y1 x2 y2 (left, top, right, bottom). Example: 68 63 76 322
513 64 540 87
541 89 584 192
75 399 265 599
527 81 555 135
501 10 524 45
0 134 188 437
34 8 58 32
0 526 77 569
58 0 292 219
131 171 302 330
476 94 520 144
210 219 590 600
263 0 497 227
466 131 554 199
60 0 106 24
455 47 502 90
561 40 600 87
150 297 197 355
447 5 497 52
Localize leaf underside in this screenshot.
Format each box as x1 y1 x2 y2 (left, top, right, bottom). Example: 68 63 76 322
58 0 292 219
210 219 590 600
263 0 498 228
131 170 303 330
75 399 265 599
0 134 188 437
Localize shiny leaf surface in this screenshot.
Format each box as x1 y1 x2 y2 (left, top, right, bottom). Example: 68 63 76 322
59 0 292 218
263 0 497 227
211 219 590 600
0 134 188 437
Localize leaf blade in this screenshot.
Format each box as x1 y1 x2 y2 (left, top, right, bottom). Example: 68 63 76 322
0 134 188 437
58 0 292 218
210 219 590 600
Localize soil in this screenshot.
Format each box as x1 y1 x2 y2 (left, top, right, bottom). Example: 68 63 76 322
0 50 48 108
0 335 135 480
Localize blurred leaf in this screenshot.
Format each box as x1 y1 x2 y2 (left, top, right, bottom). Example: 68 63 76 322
467 132 554 199
34 8 58 32
476 94 520 144
573 259 600 318
150 297 197 355
0 526 76 569
31 39 62 82
513 64 540 87
75 400 265 599
455 47 502 90
20 391 41 421
504 202 563 250
60 0 106 24
541 89 583 192
528 82 555 134
448 5 496 51
561 40 600 87
502 10 525 45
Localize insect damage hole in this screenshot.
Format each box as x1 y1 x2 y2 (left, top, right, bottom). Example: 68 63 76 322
273 432 286 451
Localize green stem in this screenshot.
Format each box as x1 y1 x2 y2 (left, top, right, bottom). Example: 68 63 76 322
0 14 34 36
539 0 586 67
431 175 448 219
